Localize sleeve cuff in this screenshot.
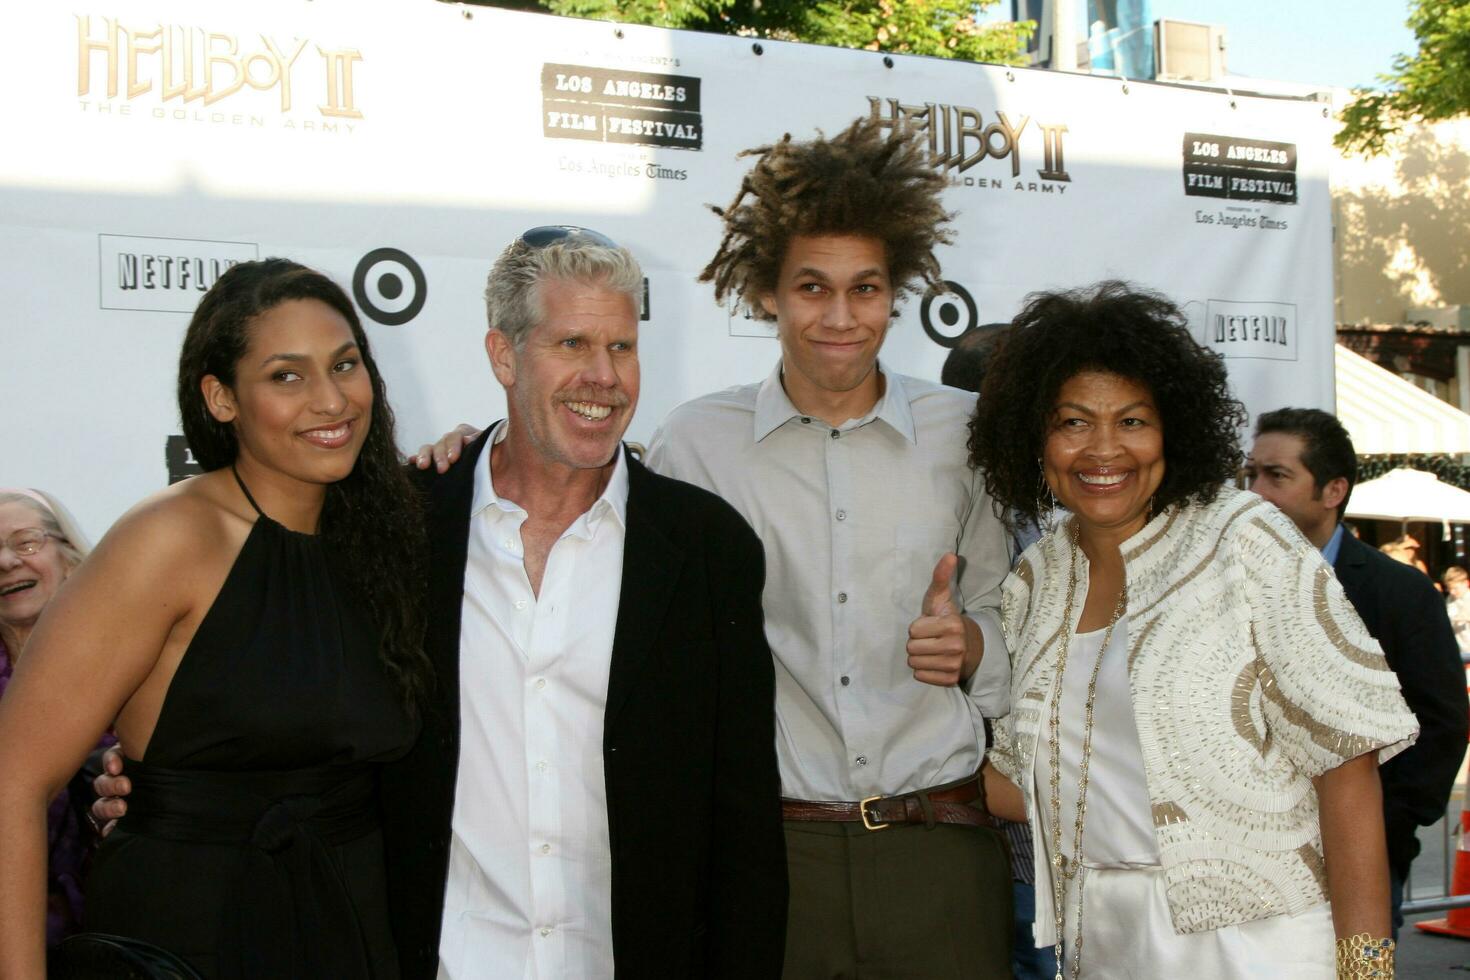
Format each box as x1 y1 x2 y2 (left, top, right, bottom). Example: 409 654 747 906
964 609 1011 716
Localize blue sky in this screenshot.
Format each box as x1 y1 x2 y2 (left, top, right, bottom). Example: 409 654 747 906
984 1 1418 90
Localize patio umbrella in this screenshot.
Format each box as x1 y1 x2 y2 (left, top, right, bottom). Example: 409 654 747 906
1345 467 1470 524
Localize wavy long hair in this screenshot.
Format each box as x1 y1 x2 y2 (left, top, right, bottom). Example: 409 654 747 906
177 258 430 713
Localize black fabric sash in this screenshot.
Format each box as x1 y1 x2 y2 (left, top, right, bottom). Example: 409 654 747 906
120 761 380 980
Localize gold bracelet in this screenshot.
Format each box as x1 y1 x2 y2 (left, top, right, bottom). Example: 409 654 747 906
1335 932 1394 979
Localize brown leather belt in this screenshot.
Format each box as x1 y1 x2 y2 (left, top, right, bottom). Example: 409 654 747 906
781 775 994 831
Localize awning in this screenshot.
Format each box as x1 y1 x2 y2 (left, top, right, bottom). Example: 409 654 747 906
1334 344 1470 455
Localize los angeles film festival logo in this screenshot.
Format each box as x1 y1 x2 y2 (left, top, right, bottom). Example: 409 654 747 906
1182 133 1297 206
75 15 363 133
867 96 1071 195
166 436 203 485
542 62 702 184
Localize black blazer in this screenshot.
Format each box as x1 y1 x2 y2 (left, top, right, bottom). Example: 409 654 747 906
1333 530 1469 879
381 429 787 979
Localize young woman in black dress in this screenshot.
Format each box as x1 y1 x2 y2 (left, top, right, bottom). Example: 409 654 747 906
0 259 430 978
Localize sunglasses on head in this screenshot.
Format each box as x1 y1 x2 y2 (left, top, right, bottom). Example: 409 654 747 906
518 225 620 250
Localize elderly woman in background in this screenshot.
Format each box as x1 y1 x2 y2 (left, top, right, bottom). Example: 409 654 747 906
973 282 1417 979
0 489 113 948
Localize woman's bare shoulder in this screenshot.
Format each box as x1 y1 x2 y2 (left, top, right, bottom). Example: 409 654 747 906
91 472 252 569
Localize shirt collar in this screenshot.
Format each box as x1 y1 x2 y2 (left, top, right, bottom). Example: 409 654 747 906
1320 523 1346 566
472 419 630 534
752 359 917 444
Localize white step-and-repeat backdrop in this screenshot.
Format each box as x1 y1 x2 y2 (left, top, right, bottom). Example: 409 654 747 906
2 1 1333 538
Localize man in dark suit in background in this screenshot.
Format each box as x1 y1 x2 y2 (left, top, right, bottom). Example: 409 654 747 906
1247 407 1468 938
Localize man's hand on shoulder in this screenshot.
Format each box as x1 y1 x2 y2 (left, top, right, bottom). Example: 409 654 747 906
411 424 481 473
90 744 129 837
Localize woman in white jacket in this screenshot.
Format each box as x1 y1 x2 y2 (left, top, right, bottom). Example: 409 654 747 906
972 281 1416 979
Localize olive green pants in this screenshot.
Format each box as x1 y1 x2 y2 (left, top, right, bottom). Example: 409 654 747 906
781 817 1013 979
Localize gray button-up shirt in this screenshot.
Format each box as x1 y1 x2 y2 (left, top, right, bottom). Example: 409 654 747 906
647 362 1011 801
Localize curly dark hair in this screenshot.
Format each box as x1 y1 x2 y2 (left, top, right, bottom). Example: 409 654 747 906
700 115 953 319
968 280 1246 527
177 258 430 714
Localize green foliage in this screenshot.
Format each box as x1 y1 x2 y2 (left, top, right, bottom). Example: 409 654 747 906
1337 0 1470 156
799 1 1033 64
493 0 1034 65
537 0 732 29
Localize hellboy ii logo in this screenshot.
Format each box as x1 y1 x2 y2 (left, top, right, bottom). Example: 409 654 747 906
75 15 363 130
867 96 1070 194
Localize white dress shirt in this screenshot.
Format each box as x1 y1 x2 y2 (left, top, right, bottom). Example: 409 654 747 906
437 421 627 980
647 362 1011 801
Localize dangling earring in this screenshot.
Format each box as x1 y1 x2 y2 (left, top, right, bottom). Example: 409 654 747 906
1037 459 1059 526
1147 495 1155 522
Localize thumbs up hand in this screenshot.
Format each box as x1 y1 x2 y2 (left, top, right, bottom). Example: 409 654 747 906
906 553 983 687
921 553 960 619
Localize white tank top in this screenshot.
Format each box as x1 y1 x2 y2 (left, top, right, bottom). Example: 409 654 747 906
1034 617 1160 866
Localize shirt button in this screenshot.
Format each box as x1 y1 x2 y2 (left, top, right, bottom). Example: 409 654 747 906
855 755 868 766
537 760 548 772
535 678 547 690
540 927 552 938
835 509 846 521
830 430 840 440
540 843 551 854
502 538 513 549
515 599 527 610
801 417 811 424
838 592 848 603
841 675 851 686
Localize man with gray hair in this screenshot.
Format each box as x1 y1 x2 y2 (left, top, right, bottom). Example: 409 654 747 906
98 226 787 979
384 225 786 979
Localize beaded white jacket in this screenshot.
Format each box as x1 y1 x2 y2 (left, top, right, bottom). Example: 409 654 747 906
990 486 1419 940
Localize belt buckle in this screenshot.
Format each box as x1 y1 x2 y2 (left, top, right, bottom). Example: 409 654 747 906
859 795 890 831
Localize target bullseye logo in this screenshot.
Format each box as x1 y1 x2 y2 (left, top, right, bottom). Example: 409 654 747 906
920 280 978 348
353 248 427 326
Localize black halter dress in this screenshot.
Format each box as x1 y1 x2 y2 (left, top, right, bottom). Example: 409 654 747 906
84 473 418 979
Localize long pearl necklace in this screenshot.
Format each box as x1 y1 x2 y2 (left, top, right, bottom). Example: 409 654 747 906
1047 523 1128 980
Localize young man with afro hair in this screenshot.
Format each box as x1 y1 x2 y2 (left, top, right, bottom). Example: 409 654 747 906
647 116 1015 978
